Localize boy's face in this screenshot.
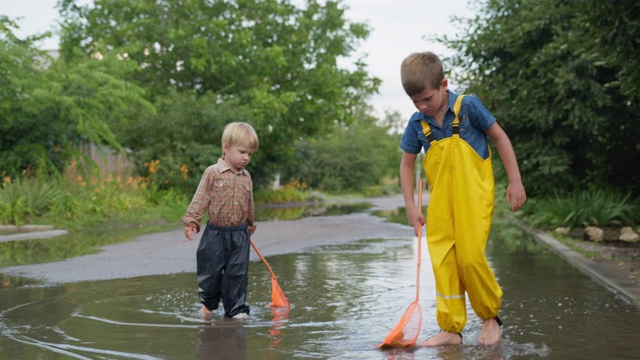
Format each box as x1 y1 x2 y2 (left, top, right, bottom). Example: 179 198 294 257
223 143 254 173
410 79 448 117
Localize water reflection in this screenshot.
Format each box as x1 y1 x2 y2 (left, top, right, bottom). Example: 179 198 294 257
0 221 178 267
1 218 639 359
255 202 373 221
371 207 408 226
268 307 289 348
196 322 246 360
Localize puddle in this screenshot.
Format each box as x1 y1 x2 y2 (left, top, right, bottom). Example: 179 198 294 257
2 219 639 359
0 202 376 268
371 207 408 226
255 202 373 221
0 222 178 267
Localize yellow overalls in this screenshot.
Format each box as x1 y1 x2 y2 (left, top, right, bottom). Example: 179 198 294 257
420 95 502 333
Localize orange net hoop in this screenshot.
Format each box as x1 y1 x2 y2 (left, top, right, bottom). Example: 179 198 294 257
270 275 290 309
377 301 422 348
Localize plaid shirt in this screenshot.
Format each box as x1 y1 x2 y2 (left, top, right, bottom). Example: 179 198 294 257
182 158 254 232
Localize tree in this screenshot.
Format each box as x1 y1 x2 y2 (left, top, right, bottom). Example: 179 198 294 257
57 0 381 188
440 0 639 196
109 90 246 193
290 104 402 192
0 17 153 180
578 0 640 100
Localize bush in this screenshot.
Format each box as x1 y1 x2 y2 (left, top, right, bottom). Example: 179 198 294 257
521 188 636 229
0 179 59 225
254 188 307 204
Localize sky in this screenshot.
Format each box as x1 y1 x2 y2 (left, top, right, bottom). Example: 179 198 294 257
0 0 474 119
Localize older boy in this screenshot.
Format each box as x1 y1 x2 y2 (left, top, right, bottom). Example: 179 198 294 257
399 52 526 346
183 122 259 319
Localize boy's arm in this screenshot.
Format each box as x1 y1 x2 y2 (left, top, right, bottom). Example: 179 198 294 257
486 122 527 211
182 170 212 239
184 223 198 241
247 179 256 235
400 151 425 236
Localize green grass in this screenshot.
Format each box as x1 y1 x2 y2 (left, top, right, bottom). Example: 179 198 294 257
1 176 188 233
0 176 189 266
519 188 637 229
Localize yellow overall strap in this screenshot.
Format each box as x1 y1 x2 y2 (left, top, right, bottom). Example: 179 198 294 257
420 120 438 145
451 95 465 137
420 95 466 143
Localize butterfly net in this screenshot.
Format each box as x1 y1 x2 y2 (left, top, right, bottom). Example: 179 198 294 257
377 301 422 348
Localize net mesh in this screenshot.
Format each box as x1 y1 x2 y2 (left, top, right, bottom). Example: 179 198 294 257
377 301 422 348
270 276 290 309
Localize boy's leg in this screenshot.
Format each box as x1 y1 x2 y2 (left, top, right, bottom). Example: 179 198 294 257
454 181 503 345
479 317 501 345
456 249 502 319
196 224 224 313
421 242 466 346
221 226 251 318
450 140 502 345
200 305 212 317
422 198 467 346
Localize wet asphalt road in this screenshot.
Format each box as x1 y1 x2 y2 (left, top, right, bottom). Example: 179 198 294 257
1 195 412 284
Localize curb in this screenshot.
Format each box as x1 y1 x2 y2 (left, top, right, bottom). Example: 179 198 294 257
0 230 69 243
509 216 640 306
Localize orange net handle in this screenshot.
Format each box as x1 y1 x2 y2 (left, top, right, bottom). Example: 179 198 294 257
416 179 423 302
251 239 290 309
377 179 424 349
250 239 278 279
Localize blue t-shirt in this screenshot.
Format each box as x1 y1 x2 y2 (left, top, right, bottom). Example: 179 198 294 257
399 90 496 159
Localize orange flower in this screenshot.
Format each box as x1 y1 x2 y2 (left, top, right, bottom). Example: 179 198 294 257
180 164 189 180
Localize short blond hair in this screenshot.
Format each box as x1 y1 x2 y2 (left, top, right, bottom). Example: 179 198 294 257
221 122 259 150
400 51 444 96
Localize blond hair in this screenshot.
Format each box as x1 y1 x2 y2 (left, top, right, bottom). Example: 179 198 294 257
221 122 259 151
400 51 444 96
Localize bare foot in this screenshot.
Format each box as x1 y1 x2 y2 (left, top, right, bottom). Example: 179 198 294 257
419 331 462 347
478 318 500 345
200 305 212 318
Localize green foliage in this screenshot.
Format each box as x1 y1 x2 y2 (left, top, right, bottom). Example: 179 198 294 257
0 179 58 225
57 0 381 189
108 91 232 193
440 0 640 197
0 197 32 226
577 0 640 99
254 188 308 204
48 188 81 221
0 171 187 236
288 106 402 193
144 185 189 207
0 17 154 180
520 189 636 229
47 178 150 223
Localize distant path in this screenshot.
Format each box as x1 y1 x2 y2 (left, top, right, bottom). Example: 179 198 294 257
0 194 414 284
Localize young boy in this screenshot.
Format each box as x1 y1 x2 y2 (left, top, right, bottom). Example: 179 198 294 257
398 52 527 346
183 122 259 319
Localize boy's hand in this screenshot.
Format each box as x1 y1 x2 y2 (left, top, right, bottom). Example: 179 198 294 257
406 206 426 237
506 181 527 211
184 224 198 240
249 224 257 235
